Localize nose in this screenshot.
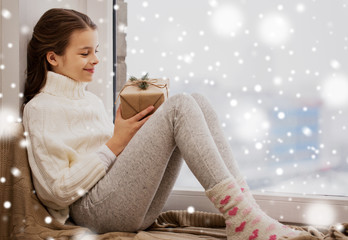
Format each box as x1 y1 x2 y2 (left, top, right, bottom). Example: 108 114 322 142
91 54 99 65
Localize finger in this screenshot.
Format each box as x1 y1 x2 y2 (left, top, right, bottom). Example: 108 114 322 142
133 106 154 121
116 106 123 120
137 114 152 128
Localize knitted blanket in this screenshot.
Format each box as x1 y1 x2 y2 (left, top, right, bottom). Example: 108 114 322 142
1 123 347 240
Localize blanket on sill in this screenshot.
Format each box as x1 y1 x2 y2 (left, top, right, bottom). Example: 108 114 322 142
1 123 347 240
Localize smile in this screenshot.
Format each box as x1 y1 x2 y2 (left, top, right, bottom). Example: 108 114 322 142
84 68 94 74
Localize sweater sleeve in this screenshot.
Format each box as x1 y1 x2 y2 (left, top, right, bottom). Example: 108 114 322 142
96 144 117 171
23 101 106 210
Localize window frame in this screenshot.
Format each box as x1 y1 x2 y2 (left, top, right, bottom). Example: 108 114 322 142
163 189 348 225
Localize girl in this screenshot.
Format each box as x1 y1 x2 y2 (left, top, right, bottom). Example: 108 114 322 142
23 8 305 239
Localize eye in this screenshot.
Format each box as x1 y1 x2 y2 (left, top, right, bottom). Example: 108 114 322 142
80 53 89 56
95 50 99 54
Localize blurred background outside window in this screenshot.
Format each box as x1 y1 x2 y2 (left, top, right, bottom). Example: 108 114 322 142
125 0 348 196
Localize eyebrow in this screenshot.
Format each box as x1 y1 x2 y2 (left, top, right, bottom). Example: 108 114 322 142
78 44 99 50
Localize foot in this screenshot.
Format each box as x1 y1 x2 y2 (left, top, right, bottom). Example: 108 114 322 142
206 178 301 240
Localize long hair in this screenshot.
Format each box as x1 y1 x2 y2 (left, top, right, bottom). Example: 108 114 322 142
24 8 97 104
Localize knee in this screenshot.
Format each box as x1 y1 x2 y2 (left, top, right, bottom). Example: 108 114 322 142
166 93 197 109
158 93 203 122
191 92 210 106
191 92 205 100
169 92 194 102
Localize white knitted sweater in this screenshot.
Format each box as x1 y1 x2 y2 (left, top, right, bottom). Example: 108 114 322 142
23 71 114 224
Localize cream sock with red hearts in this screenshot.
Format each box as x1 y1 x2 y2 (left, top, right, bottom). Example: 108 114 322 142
236 176 292 231
236 176 260 209
206 177 301 240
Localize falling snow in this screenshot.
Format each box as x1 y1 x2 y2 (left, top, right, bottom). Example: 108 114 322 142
45 216 52 224
0 1 347 220
305 204 335 226
125 0 348 197
10 167 21 177
187 206 195 214
1 9 12 19
3 201 11 209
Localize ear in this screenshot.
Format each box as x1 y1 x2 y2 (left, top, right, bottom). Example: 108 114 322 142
46 51 59 67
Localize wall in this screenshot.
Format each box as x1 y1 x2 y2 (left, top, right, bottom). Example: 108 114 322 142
1 0 20 122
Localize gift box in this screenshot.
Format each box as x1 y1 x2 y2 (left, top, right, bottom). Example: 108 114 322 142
119 78 169 119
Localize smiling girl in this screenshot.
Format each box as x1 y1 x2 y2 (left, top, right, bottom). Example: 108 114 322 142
47 29 99 81
23 8 306 239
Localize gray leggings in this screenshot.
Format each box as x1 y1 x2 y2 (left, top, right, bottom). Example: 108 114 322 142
70 93 242 233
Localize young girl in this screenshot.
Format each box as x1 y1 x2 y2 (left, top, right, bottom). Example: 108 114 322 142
23 8 305 239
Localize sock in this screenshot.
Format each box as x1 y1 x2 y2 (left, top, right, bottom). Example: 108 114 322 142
236 176 260 209
206 177 302 240
236 176 293 230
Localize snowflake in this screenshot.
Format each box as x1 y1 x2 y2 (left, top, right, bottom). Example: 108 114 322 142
187 206 195 214
45 216 52 224
11 167 21 177
1 9 11 19
3 201 11 209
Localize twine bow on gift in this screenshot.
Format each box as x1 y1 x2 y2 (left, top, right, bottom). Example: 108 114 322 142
127 73 168 91
126 79 168 91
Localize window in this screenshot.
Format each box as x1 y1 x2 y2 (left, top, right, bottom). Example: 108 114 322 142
125 0 348 199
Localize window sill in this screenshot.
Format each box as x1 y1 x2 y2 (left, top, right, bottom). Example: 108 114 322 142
163 189 348 226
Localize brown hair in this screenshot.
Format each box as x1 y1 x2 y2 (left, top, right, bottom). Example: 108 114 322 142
24 8 97 104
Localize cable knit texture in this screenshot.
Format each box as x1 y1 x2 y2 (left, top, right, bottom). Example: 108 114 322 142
23 71 114 224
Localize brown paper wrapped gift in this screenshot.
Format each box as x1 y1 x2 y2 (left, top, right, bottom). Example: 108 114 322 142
119 78 169 119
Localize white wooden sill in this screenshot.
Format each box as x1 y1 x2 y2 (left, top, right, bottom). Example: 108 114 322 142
163 189 348 226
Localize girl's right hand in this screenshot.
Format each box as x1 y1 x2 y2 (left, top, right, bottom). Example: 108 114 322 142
106 105 155 156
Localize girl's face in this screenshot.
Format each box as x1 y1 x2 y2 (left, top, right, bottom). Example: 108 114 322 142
50 28 99 82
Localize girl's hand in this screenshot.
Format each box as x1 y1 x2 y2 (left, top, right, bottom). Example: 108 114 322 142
106 105 155 156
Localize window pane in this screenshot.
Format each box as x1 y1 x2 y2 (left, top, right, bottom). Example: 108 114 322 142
126 0 348 196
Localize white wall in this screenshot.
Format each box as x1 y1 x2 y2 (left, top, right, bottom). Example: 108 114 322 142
0 0 114 122
86 0 114 119
1 0 20 121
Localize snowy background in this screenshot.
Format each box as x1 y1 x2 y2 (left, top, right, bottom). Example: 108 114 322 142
125 0 348 196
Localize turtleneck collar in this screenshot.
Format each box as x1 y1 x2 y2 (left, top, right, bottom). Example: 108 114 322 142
40 71 88 99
